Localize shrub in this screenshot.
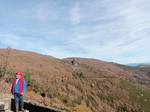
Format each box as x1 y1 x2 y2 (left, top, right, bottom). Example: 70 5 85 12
73 97 82 105
0 67 5 78
54 89 59 98
5 69 16 83
120 79 150 112
46 86 53 94
23 72 31 84
72 72 84 79
72 105 92 112
23 72 35 86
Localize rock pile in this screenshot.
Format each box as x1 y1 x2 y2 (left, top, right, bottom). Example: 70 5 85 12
0 93 71 112
0 94 12 112
0 94 29 112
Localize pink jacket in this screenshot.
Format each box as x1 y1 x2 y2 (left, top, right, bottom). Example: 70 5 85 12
12 77 25 95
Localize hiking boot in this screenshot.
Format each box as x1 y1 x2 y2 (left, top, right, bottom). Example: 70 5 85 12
15 104 19 112
21 103 24 112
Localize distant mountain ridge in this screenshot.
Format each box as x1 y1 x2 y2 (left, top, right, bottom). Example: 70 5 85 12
126 63 150 66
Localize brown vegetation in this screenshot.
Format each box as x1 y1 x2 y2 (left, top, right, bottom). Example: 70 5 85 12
0 48 150 112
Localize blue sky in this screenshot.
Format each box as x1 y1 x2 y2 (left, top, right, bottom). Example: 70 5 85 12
0 0 150 64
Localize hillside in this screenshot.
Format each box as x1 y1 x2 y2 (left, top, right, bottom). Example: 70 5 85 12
0 48 150 112
137 64 150 68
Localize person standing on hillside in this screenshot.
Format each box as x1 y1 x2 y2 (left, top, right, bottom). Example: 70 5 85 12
11 71 26 112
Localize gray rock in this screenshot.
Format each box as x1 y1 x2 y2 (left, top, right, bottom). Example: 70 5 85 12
5 110 13 112
71 59 78 66
24 110 30 112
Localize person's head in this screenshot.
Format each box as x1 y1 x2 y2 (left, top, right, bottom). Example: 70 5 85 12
16 71 22 79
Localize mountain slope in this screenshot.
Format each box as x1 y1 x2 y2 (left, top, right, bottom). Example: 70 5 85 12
0 48 150 112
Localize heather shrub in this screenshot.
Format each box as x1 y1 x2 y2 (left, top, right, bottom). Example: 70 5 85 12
72 72 84 79
72 105 92 112
120 79 150 112
5 69 16 82
0 67 5 78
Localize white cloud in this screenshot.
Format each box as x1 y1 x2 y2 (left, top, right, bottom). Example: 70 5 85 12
70 3 81 25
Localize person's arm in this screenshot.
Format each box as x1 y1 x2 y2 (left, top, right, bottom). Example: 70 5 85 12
11 86 12 94
11 82 13 94
22 80 26 93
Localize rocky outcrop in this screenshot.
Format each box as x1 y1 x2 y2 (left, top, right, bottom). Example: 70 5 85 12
63 59 78 66
0 94 72 112
0 94 13 112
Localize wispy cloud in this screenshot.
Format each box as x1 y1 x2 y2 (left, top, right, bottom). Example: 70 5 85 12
70 3 81 25
0 33 41 51
64 0 150 63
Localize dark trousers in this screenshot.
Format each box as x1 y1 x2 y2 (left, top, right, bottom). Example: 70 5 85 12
14 93 23 104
